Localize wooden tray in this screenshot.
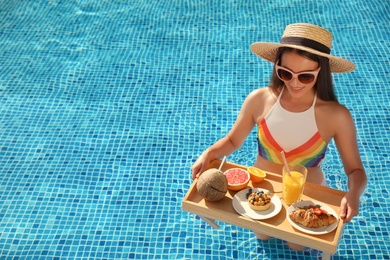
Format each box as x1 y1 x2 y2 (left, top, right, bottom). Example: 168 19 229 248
182 159 347 258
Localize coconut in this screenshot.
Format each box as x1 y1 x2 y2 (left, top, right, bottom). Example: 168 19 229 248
196 168 228 201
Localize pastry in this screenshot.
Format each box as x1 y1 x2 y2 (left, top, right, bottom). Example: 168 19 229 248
247 190 272 211
289 205 337 228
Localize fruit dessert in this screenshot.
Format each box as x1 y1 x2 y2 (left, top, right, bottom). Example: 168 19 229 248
246 189 272 211
289 205 337 228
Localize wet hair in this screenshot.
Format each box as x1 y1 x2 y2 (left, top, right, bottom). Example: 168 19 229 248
270 47 337 102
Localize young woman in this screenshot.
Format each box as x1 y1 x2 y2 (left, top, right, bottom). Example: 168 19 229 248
191 23 367 246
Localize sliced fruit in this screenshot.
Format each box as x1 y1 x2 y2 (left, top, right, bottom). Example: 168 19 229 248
224 168 250 191
247 167 266 183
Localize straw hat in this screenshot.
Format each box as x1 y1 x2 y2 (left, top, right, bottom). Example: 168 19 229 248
250 23 355 73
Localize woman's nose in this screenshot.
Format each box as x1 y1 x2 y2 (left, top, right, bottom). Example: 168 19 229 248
290 76 300 85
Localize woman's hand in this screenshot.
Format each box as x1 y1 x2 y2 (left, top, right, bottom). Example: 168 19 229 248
339 192 360 223
191 151 211 180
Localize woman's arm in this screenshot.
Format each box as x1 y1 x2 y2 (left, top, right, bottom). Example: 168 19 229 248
333 106 367 223
191 89 266 179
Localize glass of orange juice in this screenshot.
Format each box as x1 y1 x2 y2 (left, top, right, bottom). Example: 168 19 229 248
282 164 307 206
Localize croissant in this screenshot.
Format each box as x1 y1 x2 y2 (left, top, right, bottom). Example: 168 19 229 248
289 208 337 228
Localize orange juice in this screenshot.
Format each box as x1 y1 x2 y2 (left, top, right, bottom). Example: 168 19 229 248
282 165 307 205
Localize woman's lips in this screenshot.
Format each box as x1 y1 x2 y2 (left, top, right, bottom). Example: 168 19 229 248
289 86 304 93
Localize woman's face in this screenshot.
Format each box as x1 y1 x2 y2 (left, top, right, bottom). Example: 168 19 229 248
278 51 320 98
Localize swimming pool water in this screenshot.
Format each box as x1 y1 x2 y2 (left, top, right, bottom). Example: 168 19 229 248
0 0 389 259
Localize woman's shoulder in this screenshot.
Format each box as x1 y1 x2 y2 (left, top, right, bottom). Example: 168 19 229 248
243 87 278 121
317 98 349 111
247 86 277 101
316 99 355 139
316 99 353 122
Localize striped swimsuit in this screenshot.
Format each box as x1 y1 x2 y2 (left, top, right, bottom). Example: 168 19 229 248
257 89 328 167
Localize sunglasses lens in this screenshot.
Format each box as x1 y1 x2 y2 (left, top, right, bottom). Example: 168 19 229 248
276 64 318 84
277 69 292 81
298 74 315 84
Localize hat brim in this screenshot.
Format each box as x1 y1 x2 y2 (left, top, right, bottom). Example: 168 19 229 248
250 42 355 73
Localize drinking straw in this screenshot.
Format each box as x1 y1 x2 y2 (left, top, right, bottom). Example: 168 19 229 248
280 151 290 176
218 156 227 172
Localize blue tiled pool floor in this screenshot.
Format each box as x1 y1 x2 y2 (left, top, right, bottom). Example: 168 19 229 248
0 0 389 259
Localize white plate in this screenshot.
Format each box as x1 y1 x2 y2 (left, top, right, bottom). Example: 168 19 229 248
232 188 282 220
287 200 339 235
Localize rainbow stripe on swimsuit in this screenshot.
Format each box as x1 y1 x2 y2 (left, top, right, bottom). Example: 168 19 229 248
257 118 327 167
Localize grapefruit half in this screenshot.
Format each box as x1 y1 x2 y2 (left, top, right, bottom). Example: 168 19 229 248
224 168 250 191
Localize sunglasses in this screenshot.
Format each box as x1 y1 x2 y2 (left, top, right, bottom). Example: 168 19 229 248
275 61 320 84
